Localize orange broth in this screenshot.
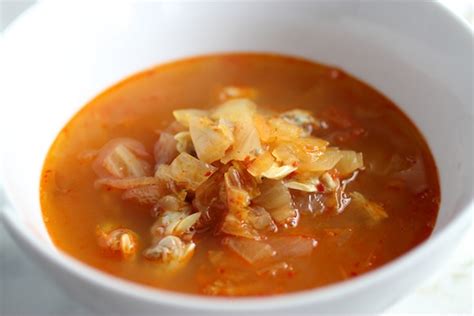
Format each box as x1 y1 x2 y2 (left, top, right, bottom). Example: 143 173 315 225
40 53 440 296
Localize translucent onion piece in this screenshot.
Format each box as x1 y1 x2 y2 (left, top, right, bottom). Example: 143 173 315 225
221 167 260 239
271 139 331 172
350 192 388 222
169 152 217 190
257 262 294 277
172 109 208 127
218 86 258 102
261 163 297 180
267 236 317 259
271 142 301 166
323 228 354 246
213 99 262 162
296 137 329 152
164 121 187 134
267 117 304 141
223 237 276 264
248 206 277 232
96 227 138 258
321 172 339 191
254 114 273 143
285 181 318 192
335 150 364 176
174 131 194 154
301 149 343 172
193 166 228 230
189 116 234 163
93 138 151 179
247 151 275 178
211 98 257 121
154 164 174 181
253 179 299 227
154 132 178 166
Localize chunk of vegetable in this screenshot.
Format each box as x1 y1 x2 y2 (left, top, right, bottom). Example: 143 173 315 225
257 262 294 277
261 163 297 180
93 138 151 178
266 117 305 142
213 99 262 162
285 178 320 192
154 132 178 166
174 131 194 154
321 172 339 191
223 237 276 264
302 150 343 172
193 166 228 230
248 206 277 232
221 167 260 239
335 150 364 176
350 191 388 222
189 116 234 163
173 109 208 127
267 236 317 259
247 151 275 178
169 152 217 190
253 179 299 227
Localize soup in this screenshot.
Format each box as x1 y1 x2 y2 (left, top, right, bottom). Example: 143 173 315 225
40 53 440 296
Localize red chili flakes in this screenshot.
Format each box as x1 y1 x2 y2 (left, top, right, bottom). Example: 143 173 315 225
329 69 341 79
204 171 212 177
328 169 340 179
287 270 296 278
316 183 325 193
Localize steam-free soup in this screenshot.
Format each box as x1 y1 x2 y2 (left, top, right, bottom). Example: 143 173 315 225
41 54 440 296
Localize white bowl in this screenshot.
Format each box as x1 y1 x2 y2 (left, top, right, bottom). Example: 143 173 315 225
1 1 472 314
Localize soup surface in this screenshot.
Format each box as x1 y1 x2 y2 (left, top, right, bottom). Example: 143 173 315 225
41 53 440 296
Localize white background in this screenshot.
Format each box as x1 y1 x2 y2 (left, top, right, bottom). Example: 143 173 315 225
0 1 472 315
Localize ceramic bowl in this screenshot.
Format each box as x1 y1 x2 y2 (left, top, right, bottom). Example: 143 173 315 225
1 1 472 314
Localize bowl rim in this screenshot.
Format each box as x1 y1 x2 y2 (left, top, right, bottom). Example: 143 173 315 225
1 0 473 312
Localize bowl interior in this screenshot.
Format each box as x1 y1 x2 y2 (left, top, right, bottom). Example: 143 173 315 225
1 0 473 298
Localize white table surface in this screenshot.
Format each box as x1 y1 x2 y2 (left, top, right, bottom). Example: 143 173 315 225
1 1 472 315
